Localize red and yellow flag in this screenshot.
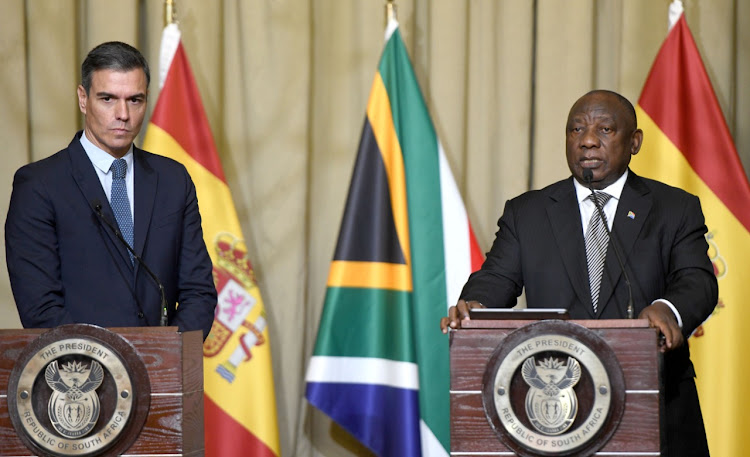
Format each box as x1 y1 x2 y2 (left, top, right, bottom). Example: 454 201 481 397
632 3 750 455
142 23 281 457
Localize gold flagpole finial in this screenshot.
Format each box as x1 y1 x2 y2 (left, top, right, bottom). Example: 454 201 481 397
386 1 397 25
165 0 176 27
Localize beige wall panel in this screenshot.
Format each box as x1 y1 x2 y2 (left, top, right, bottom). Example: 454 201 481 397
489 0 535 225
619 0 668 104
463 0 534 246
421 1 468 190
736 0 750 175
593 0 623 90
463 0 503 243
399 0 420 63
533 0 595 189
82 0 139 50
0 0 28 329
140 0 166 130
684 0 735 126
170 0 222 136
219 2 312 454
27 0 79 161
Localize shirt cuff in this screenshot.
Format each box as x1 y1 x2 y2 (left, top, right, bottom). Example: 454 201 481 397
651 298 683 328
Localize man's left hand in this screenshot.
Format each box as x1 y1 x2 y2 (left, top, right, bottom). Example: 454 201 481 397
638 301 683 353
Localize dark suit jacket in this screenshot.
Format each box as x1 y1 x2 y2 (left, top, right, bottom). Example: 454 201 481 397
461 170 717 456
5 132 217 338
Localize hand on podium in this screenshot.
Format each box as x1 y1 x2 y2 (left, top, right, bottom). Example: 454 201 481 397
441 299 485 333
638 301 684 353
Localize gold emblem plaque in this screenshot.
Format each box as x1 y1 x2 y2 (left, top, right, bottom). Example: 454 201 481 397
481 320 626 457
7 324 151 457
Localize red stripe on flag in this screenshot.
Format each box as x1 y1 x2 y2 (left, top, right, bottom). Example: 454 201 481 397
638 15 750 231
149 43 226 182
468 223 484 272
204 395 277 457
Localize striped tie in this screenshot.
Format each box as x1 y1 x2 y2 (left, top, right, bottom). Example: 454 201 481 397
585 192 612 313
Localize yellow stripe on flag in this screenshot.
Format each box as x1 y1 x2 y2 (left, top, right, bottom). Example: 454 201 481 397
327 260 413 291
144 125 280 453
367 72 412 266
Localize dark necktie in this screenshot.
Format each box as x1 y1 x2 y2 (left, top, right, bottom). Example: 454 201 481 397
585 192 612 313
110 158 134 264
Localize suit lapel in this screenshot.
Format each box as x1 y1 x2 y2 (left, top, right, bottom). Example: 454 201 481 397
133 148 157 273
546 178 594 316
597 171 652 315
67 133 133 271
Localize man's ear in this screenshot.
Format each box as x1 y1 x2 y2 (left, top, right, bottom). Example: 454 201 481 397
77 85 87 114
631 129 644 156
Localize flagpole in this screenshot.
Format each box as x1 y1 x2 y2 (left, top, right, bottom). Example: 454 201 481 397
165 0 176 27
385 0 399 40
386 0 397 24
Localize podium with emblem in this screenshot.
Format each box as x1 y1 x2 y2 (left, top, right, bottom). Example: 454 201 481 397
450 317 661 457
0 325 204 457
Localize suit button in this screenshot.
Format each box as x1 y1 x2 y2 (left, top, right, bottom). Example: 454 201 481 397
137 312 144 318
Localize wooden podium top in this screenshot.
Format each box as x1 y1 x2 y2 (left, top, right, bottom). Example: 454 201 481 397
460 318 652 329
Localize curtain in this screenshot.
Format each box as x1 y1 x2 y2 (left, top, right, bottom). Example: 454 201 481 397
1 0 748 455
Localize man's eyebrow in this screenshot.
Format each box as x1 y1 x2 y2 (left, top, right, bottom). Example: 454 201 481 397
94 91 146 99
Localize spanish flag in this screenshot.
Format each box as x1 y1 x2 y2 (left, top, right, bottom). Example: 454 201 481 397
632 2 750 455
305 17 483 455
142 23 281 457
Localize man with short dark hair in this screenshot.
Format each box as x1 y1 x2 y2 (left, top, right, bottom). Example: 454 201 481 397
5 41 217 339
442 90 717 457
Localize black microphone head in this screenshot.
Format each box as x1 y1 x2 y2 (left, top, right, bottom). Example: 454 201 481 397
583 169 594 184
91 199 103 213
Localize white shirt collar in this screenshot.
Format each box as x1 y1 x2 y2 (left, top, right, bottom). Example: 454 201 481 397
573 168 628 204
80 131 134 175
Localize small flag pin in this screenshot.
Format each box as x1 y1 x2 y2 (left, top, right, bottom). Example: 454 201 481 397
627 211 635 220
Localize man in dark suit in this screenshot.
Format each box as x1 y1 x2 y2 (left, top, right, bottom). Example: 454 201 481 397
5 41 216 339
441 90 717 457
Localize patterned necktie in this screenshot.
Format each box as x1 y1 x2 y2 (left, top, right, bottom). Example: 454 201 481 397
585 192 612 313
110 158 134 264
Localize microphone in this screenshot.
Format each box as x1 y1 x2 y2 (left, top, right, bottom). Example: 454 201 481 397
92 199 169 327
582 169 634 319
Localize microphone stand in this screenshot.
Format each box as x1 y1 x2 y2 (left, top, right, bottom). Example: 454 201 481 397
92 201 169 326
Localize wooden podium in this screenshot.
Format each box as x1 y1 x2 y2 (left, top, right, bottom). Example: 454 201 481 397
450 318 662 457
0 325 204 457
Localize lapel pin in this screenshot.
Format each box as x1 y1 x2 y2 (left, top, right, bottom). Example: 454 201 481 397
627 211 635 220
